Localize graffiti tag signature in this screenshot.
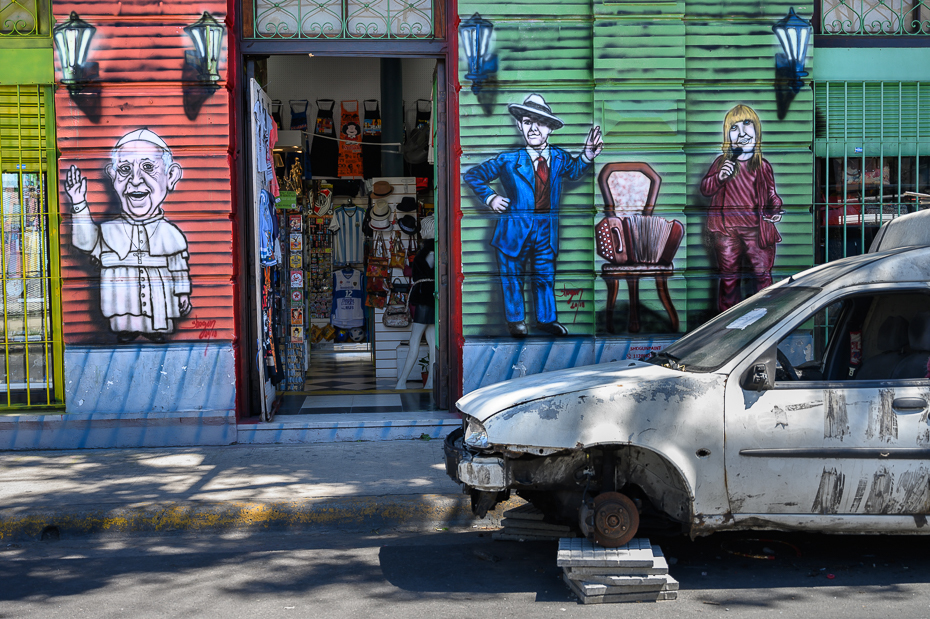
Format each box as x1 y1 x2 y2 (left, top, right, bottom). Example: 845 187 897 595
193 318 217 340
555 286 585 324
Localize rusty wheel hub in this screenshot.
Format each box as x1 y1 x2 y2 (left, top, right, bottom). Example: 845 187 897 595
592 491 640 548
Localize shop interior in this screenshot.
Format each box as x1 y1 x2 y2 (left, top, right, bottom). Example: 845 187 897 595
249 55 440 418
815 155 930 262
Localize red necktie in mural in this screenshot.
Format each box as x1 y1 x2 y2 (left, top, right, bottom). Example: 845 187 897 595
535 156 550 213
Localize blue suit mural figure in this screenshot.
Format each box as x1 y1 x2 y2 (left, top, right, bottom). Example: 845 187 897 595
465 94 603 337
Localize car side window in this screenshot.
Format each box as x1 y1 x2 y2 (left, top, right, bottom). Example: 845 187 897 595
776 291 930 383
776 300 845 381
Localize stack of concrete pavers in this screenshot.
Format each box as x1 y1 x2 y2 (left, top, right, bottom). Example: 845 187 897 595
558 537 678 604
491 503 577 541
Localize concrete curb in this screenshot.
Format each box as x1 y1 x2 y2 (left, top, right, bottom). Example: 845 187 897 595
0 494 524 541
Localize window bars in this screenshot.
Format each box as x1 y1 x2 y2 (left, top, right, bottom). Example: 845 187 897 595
0 0 49 37
813 81 930 263
253 0 434 38
0 85 62 408
820 0 930 34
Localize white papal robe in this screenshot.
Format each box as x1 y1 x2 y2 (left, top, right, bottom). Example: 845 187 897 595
71 205 191 334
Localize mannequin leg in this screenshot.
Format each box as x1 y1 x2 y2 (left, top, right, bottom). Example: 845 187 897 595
395 322 427 389
424 324 436 389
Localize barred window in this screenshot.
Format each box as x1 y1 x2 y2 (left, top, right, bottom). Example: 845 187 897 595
814 82 930 263
820 0 930 35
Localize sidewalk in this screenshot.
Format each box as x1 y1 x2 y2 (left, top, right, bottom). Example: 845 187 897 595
0 440 517 541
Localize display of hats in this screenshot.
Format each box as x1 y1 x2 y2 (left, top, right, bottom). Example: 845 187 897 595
371 181 394 197
370 199 392 220
396 197 418 212
420 215 435 240
370 214 392 230
398 215 420 235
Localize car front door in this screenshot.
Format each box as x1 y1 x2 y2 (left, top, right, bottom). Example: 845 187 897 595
724 287 930 519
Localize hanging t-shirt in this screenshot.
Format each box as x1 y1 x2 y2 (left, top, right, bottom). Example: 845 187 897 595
328 204 365 265
259 189 277 266
267 119 280 198
252 99 271 189
331 268 365 328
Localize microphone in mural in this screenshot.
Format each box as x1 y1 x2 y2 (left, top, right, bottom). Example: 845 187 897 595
700 104 784 314
64 129 192 344
464 93 603 338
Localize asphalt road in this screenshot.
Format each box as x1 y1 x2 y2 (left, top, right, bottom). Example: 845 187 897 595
2 527 930 618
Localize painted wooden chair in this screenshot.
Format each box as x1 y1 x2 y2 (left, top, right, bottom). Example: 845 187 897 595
595 162 684 334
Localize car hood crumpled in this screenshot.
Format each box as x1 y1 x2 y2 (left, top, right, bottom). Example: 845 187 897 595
457 359 683 423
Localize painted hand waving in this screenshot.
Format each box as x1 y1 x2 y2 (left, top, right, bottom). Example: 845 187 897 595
65 165 87 205
583 125 604 161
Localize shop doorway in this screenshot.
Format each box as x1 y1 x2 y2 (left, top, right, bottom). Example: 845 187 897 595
245 55 444 420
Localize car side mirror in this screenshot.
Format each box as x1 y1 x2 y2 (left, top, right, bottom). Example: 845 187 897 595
742 346 776 391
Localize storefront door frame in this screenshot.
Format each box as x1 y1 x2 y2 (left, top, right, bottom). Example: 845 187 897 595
234 39 458 416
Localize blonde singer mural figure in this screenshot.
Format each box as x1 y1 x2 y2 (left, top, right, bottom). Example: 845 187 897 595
700 105 784 313
64 129 192 343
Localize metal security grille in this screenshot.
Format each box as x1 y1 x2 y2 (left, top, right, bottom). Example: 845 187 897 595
0 0 50 37
820 0 930 34
251 0 434 38
813 81 930 263
0 84 62 408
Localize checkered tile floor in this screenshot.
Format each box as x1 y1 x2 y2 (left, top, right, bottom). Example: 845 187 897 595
274 347 435 415
302 350 383 392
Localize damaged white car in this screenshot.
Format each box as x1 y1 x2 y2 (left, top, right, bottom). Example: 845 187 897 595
445 215 930 547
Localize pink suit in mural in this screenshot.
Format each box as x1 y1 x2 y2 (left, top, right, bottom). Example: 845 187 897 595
64 129 192 343
700 104 784 313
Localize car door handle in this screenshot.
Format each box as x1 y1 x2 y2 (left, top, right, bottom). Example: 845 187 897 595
892 397 928 412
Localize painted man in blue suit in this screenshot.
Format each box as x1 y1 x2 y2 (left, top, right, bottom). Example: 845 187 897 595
464 94 603 337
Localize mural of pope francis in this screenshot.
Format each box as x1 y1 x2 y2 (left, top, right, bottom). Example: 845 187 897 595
64 129 192 343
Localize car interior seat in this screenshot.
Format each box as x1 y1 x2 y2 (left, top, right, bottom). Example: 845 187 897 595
857 316 909 380
891 311 930 379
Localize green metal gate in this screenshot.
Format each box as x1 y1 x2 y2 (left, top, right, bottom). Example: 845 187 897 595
0 84 62 408
813 81 930 263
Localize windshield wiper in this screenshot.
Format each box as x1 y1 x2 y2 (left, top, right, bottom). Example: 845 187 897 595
646 351 684 371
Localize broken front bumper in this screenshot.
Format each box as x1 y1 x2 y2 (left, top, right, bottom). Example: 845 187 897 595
443 428 510 491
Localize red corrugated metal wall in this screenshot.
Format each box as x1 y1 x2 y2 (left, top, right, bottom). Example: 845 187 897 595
54 0 235 345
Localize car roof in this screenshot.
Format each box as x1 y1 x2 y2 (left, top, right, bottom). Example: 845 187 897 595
784 245 930 292
869 209 930 252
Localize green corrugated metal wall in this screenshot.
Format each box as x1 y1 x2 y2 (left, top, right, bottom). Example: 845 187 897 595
459 0 814 339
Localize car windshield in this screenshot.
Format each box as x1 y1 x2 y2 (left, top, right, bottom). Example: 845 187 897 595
651 286 820 373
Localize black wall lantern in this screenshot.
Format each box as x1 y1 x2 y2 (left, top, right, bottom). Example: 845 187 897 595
772 7 812 95
459 13 497 95
53 12 99 90
182 12 225 121
184 12 225 86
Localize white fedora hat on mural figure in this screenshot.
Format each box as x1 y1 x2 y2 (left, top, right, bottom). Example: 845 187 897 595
508 93 564 129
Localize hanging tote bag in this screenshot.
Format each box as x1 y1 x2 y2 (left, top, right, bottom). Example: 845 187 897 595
382 286 411 328
383 278 412 327
389 231 407 269
310 100 338 178
362 99 382 178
